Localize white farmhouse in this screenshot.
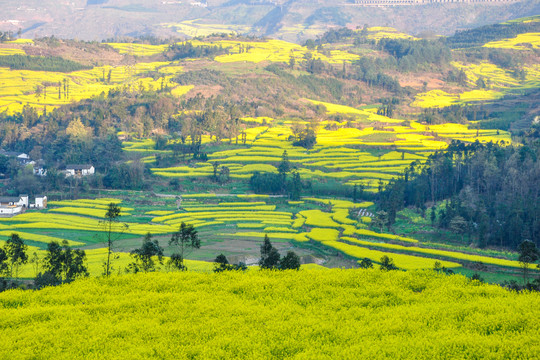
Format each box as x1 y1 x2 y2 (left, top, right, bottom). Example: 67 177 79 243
65 165 95 177
35 195 47 208
0 206 22 216
0 194 29 207
0 194 28 217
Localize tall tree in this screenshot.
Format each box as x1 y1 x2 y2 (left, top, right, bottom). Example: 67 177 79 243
278 150 291 176
42 240 88 283
101 203 127 277
0 247 8 276
518 240 539 285
259 234 280 270
168 222 200 271
43 241 63 280
5 233 28 280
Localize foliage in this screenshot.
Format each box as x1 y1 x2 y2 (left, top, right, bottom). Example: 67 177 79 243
378 38 451 71
380 142 540 249
213 254 247 272
2 270 540 358
447 20 540 48
379 255 398 271
359 257 373 269
259 234 281 270
0 247 8 276
518 240 539 284
40 240 88 286
128 233 164 273
4 233 28 280
167 42 227 60
0 55 91 72
168 222 200 271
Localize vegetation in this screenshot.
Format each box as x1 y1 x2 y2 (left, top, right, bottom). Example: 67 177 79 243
0 18 538 292
1 270 540 358
380 142 540 249
0 55 91 72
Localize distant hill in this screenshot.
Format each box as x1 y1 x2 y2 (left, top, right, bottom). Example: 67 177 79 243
0 0 538 42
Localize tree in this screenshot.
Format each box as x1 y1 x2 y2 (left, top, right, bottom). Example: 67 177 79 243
278 150 291 175
279 251 301 270
129 233 164 273
379 256 397 271
42 240 88 283
372 210 388 232
43 240 63 280
518 240 539 285
289 55 295 69
449 215 468 241
65 248 88 281
168 222 200 271
430 206 436 225
293 127 316 149
0 247 8 276
259 234 280 270
288 171 302 201
213 254 248 272
5 233 28 280
213 253 231 273
359 258 373 269
101 203 127 277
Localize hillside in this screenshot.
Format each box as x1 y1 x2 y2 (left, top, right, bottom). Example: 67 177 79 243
0 0 539 41
1 270 540 359
0 18 539 286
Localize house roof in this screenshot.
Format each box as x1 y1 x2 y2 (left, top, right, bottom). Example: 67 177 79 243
0 196 22 203
0 150 21 157
65 164 94 170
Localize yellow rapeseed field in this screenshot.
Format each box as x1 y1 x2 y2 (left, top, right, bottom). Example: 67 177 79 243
3 270 538 359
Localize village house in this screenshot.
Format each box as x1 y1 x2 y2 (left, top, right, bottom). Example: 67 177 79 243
32 195 47 209
0 150 31 165
0 194 29 207
0 194 28 216
0 194 47 216
65 164 95 177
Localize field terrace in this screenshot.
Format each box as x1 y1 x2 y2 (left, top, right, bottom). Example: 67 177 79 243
146 100 510 191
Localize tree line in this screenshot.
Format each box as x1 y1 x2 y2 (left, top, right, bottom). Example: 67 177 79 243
166 42 228 61
0 55 91 72
378 141 540 249
447 20 540 49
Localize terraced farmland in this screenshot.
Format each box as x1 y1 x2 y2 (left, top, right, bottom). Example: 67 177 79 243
146 101 510 191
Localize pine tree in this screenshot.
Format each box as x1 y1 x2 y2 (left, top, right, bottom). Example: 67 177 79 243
259 234 280 270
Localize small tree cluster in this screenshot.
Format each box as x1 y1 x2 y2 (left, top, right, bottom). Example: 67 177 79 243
0 234 28 281
128 233 164 273
259 235 301 271
213 254 248 273
379 256 398 271
35 240 88 288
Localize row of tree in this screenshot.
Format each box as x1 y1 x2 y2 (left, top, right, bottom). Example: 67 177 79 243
378 141 540 249
0 55 91 73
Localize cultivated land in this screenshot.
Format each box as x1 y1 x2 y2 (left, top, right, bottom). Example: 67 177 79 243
0 11 540 360
1 270 540 359
0 19 539 283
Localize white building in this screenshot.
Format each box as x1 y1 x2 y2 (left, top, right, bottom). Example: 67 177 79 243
0 195 29 207
65 165 95 177
0 206 22 216
34 195 47 208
